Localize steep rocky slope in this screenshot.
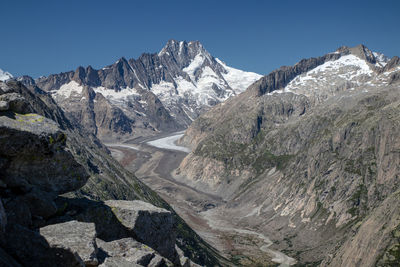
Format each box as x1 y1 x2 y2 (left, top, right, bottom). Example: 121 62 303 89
177 45 400 265
19 40 261 141
0 80 224 266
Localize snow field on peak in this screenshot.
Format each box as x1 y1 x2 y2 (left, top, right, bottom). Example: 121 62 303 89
151 53 261 112
0 69 13 81
182 53 205 82
52 81 83 98
52 81 143 107
93 86 140 99
216 58 262 94
283 54 374 97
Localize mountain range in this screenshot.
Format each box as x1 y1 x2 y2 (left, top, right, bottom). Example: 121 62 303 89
1 41 399 266
17 40 261 141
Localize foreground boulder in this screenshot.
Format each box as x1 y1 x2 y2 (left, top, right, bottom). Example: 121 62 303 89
97 238 172 266
0 113 88 194
49 197 189 266
0 92 33 114
99 257 141 267
104 200 177 261
40 220 98 266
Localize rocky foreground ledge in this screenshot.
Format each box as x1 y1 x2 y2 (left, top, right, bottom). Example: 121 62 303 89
0 81 200 267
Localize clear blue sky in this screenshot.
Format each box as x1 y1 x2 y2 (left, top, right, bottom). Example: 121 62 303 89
1 0 399 78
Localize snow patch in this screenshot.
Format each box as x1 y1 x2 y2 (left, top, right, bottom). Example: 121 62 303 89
151 55 262 118
179 41 184 54
216 58 262 94
183 53 206 81
52 81 83 98
93 86 140 100
151 81 175 97
0 69 13 81
284 54 374 96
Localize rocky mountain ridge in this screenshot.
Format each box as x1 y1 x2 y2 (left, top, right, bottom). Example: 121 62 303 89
18 40 261 141
0 80 224 266
176 44 400 266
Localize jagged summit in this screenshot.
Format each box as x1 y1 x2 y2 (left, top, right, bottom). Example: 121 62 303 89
159 39 204 53
335 44 390 66
158 40 212 65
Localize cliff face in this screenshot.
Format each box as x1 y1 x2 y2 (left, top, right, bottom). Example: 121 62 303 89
176 46 400 265
0 81 222 266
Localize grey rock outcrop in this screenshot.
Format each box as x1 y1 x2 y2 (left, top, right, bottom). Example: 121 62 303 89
96 238 172 266
99 257 141 267
4 223 83 267
0 92 33 114
49 197 178 264
40 220 98 266
0 83 11 93
23 188 58 220
0 113 88 194
104 200 177 261
176 245 202 267
0 100 8 111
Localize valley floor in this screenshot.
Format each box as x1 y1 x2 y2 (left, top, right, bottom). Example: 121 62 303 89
106 132 296 267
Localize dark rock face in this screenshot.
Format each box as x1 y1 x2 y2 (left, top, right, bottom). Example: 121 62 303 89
382 56 400 72
4 224 79 267
0 92 33 114
72 66 101 87
0 115 88 194
16 75 36 87
0 199 6 233
0 246 21 267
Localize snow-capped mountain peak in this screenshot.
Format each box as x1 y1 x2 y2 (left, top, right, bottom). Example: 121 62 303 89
20 40 263 139
150 40 262 124
0 69 13 81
